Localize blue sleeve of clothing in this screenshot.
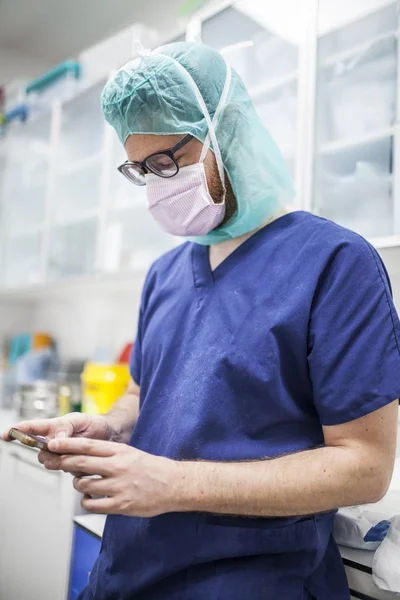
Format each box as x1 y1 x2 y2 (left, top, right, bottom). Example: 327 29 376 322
130 304 143 386
308 237 400 426
129 261 159 386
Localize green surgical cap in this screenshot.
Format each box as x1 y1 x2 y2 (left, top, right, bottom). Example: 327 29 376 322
101 42 295 244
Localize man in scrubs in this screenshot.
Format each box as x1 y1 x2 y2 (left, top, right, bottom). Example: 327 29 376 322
5 43 400 599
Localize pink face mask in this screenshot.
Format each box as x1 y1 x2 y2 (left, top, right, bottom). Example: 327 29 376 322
146 162 225 237
145 56 232 238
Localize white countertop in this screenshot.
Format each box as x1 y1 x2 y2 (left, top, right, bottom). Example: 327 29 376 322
74 514 106 538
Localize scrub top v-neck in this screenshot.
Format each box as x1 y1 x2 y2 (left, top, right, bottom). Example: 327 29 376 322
82 211 400 600
191 219 280 293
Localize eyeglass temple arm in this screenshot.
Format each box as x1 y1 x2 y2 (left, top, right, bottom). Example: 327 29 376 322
118 133 193 171
171 134 193 153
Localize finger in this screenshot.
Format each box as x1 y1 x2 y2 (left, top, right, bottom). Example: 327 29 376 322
73 476 113 496
59 455 114 477
38 450 62 471
81 494 116 515
48 437 117 457
5 419 58 441
38 449 54 462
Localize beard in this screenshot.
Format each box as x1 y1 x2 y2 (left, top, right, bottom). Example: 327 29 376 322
207 158 237 228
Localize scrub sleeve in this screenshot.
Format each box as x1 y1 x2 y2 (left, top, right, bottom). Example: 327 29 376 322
308 239 400 425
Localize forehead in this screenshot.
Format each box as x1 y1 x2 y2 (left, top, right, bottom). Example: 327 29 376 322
124 133 183 161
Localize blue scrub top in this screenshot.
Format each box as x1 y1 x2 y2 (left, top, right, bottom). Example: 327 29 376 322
84 212 400 600
131 211 400 458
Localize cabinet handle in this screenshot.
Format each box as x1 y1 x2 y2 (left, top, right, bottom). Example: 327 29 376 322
9 452 61 476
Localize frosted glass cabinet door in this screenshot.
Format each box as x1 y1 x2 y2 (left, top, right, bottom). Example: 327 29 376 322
201 0 304 174
0 234 42 286
313 1 398 240
0 115 51 286
57 82 106 166
52 159 101 224
1 115 51 236
47 82 106 281
48 219 97 280
52 81 106 226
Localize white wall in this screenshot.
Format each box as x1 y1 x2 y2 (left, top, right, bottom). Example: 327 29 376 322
0 48 50 86
30 284 143 361
0 300 35 344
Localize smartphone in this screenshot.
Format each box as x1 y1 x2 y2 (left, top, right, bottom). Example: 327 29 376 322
8 428 49 451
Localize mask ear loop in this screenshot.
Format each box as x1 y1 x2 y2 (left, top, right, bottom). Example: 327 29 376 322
155 52 231 195
199 64 231 165
198 64 231 203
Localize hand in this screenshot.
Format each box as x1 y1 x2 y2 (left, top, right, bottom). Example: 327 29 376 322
3 413 121 478
3 412 117 444
41 437 181 517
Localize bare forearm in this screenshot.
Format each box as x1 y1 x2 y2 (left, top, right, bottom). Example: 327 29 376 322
105 393 139 444
174 445 391 517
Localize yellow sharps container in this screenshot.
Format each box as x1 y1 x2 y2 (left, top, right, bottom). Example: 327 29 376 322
81 362 130 414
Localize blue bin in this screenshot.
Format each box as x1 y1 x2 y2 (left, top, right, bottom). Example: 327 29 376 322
69 524 102 600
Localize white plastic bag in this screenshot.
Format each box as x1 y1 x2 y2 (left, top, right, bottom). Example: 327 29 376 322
333 505 391 550
372 515 400 593
333 457 400 551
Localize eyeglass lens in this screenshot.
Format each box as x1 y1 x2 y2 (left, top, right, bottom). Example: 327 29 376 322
145 153 178 178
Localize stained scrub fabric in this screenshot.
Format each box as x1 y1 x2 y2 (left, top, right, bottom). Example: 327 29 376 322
81 212 400 600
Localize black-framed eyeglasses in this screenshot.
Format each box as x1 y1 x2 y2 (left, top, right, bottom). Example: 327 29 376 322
117 134 194 186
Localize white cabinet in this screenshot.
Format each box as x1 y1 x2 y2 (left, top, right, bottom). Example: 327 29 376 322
47 81 107 280
57 82 106 166
0 114 52 286
48 218 98 280
2 233 43 286
201 0 302 177
0 3 400 295
52 158 101 225
0 440 78 600
312 1 398 241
